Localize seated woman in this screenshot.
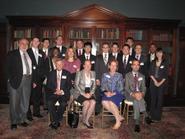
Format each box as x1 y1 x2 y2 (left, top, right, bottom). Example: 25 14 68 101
74 60 96 129
101 59 125 129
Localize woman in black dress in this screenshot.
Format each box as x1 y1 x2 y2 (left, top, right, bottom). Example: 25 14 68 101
149 48 168 121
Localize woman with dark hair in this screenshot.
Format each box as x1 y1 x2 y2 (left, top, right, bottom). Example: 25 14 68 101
149 48 168 122
101 59 125 129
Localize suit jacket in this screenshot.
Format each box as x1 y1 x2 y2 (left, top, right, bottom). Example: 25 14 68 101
6 49 24 89
95 54 114 81
27 48 45 84
79 54 96 70
46 69 72 102
110 52 122 61
117 55 135 79
125 72 146 102
50 46 67 59
149 60 168 81
74 70 96 99
76 49 85 58
134 54 147 76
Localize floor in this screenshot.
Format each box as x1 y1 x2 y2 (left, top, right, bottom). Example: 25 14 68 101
0 104 185 139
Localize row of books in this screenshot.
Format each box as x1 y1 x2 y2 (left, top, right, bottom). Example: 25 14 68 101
14 29 32 38
42 29 62 38
126 30 143 41
69 29 91 39
152 34 172 41
96 28 119 39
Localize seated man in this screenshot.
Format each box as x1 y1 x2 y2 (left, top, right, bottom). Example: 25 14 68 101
46 58 71 129
125 60 146 132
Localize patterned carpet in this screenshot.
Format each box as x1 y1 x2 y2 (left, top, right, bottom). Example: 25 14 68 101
0 104 185 139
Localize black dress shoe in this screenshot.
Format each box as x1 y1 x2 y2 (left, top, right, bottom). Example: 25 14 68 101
50 122 60 129
27 117 33 121
145 117 152 125
134 125 140 132
19 122 29 127
33 114 43 118
11 124 17 130
83 123 93 129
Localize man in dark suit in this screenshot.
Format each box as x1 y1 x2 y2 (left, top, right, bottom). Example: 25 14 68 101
76 39 84 58
41 38 50 59
145 43 157 113
79 42 96 70
118 44 135 79
6 38 32 130
134 44 147 76
125 37 135 57
51 35 67 59
47 58 71 129
27 37 45 120
95 42 114 114
110 42 122 60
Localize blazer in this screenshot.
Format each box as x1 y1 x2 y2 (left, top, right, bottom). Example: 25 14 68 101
6 49 24 89
50 46 67 59
27 48 45 84
149 60 168 81
95 54 114 81
79 54 96 70
74 70 96 99
134 54 147 76
76 49 85 58
110 52 122 61
125 72 146 102
117 55 135 79
46 69 72 102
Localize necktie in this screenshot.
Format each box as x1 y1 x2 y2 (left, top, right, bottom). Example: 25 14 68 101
136 55 139 60
123 56 127 69
79 49 82 56
86 55 89 60
57 72 61 90
23 52 30 75
104 53 108 64
134 73 138 92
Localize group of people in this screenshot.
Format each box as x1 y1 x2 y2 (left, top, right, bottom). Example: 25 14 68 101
6 35 168 133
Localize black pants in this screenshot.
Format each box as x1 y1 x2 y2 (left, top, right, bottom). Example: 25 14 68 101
27 84 42 117
48 95 67 123
150 83 165 121
94 86 102 114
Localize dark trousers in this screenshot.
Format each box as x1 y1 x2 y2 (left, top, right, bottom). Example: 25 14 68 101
150 83 165 121
94 86 102 114
27 84 42 117
9 76 31 124
48 95 67 123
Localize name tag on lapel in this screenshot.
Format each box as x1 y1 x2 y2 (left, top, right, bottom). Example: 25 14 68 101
62 76 67 79
160 65 164 69
138 77 143 81
105 75 111 78
91 61 95 64
62 54 65 57
73 65 77 68
140 62 144 66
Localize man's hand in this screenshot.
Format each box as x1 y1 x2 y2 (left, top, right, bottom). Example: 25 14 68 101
33 83 37 88
96 80 100 86
54 89 64 96
133 92 143 101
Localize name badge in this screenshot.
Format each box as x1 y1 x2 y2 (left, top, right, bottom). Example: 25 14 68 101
73 65 77 68
91 61 95 64
33 66 36 70
91 78 95 81
138 77 143 81
140 62 144 66
105 75 111 78
160 65 164 69
62 76 67 79
62 54 65 57
129 61 132 64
